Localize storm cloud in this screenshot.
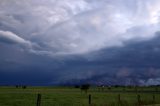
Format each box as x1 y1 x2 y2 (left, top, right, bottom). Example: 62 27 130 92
0 0 160 85
0 0 160 55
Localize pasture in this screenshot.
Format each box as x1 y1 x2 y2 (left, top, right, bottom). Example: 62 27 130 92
0 86 160 106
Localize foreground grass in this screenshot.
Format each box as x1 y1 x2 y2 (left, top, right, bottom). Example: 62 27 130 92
0 86 160 106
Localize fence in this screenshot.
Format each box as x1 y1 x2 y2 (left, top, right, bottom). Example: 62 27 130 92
36 93 158 106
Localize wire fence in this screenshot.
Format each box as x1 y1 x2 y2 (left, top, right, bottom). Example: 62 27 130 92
37 93 159 106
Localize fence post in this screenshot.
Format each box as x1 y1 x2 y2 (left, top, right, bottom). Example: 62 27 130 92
36 94 41 106
118 94 121 106
118 94 121 102
89 94 91 105
137 94 141 106
152 94 155 106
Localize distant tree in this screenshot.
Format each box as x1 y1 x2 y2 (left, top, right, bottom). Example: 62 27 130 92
108 86 111 90
15 85 19 88
114 85 120 88
156 85 160 87
22 86 27 89
80 84 90 93
74 85 80 88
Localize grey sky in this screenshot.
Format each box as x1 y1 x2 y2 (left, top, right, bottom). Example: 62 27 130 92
0 0 160 55
0 0 160 85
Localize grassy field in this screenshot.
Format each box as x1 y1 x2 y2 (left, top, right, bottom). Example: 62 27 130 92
0 86 160 106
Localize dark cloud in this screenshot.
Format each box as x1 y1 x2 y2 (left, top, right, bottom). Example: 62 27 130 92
54 34 160 85
1 34 160 85
1 0 160 85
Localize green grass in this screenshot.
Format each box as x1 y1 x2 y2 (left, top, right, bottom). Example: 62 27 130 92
0 86 160 106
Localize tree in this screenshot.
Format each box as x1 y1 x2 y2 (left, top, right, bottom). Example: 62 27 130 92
74 85 80 88
80 84 90 93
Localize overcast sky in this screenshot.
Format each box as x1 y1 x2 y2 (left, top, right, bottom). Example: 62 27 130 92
0 0 160 85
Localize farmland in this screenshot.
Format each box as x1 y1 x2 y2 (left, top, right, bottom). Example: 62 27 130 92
0 86 160 106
